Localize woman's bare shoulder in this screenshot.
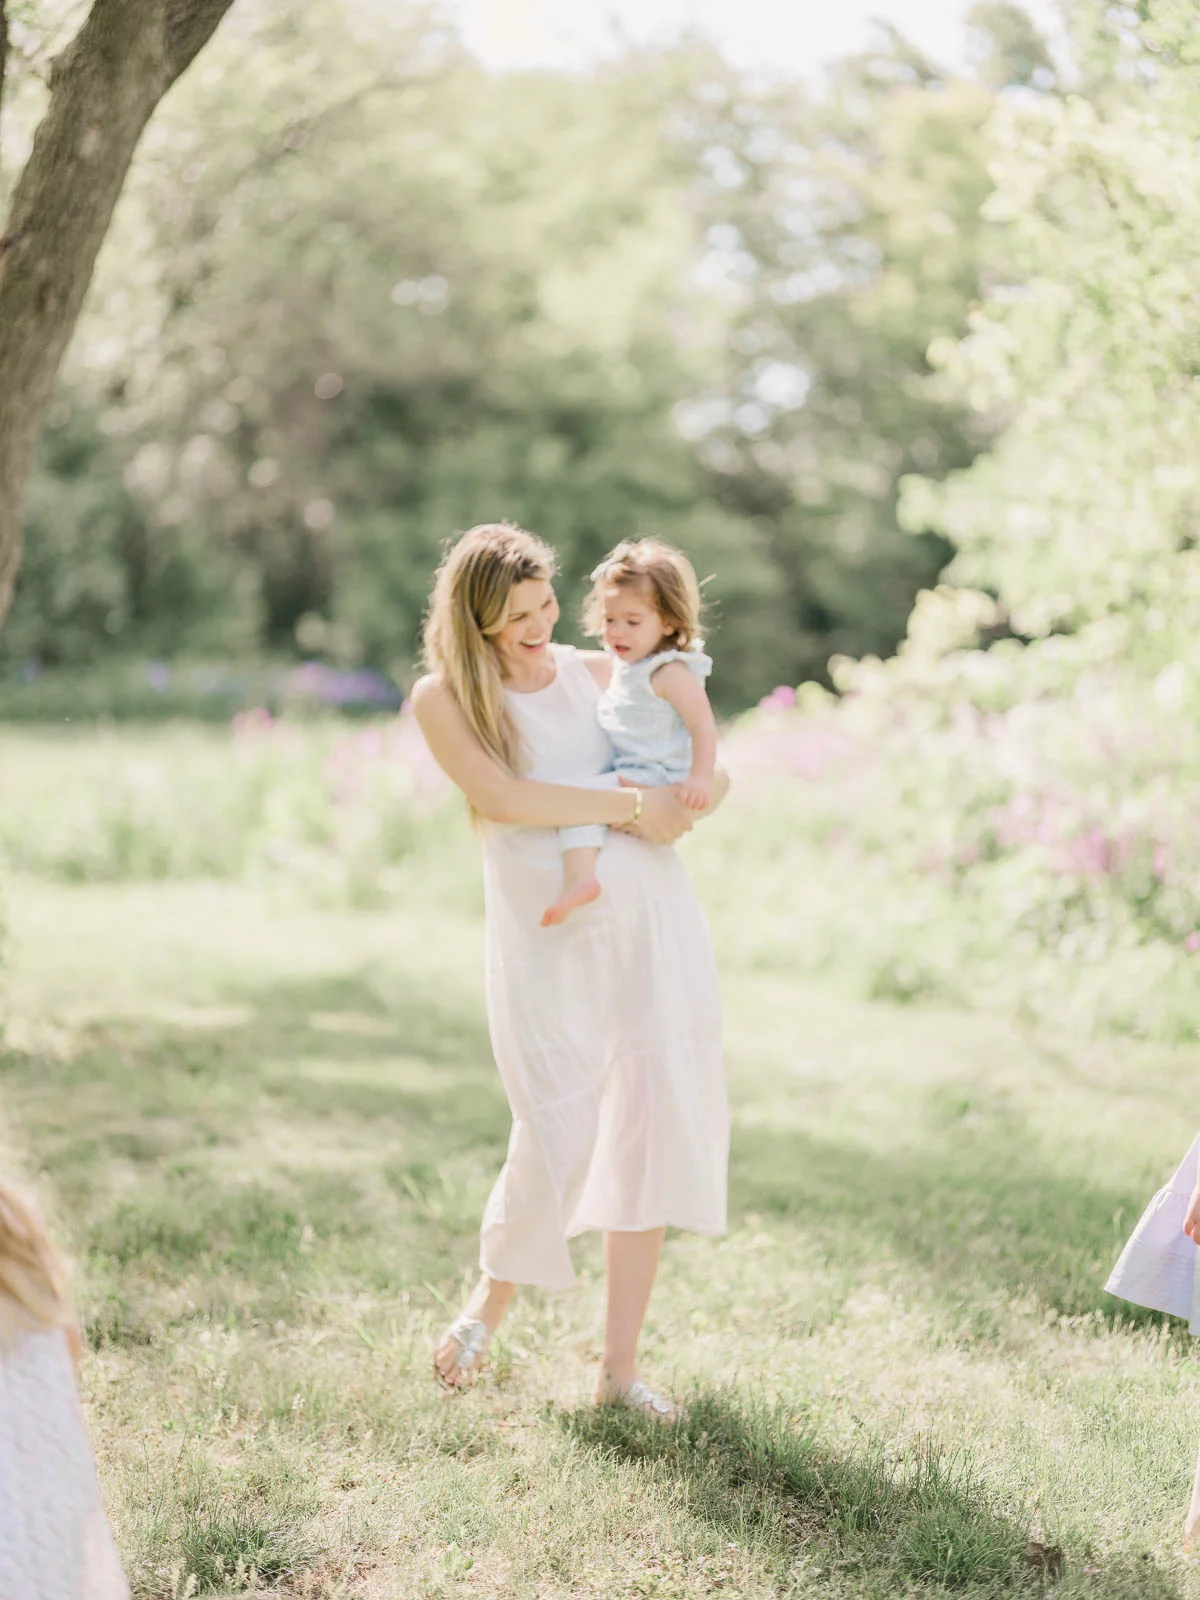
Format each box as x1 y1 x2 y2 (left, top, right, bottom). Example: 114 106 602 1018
410 673 455 723
577 650 613 689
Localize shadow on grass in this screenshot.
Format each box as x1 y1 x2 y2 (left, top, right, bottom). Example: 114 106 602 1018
0 964 510 1336
562 1391 1184 1598
0 965 505 1154
730 1119 1174 1335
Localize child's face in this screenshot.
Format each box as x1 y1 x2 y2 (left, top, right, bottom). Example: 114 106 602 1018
602 581 667 664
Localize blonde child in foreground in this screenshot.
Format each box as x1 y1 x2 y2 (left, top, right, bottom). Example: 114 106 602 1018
0 1181 129 1599
1106 1135 1200 1545
541 538 718 927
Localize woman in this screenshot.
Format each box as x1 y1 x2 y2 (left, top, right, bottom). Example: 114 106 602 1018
413 523 729 1417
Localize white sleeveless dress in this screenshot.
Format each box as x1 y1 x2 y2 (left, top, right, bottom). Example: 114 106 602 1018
0 1307 129 1600
478 645 728 1290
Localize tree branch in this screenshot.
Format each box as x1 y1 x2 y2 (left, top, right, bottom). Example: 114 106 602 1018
0 2 9 166
165 0 238 86
0 0 237 627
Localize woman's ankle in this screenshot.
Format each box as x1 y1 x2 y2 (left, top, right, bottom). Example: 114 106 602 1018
598 1362 636 1396
463 1276 515 1333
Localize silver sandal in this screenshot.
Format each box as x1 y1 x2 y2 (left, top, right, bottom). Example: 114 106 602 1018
608 1378 683 1423
433 1314 490 1391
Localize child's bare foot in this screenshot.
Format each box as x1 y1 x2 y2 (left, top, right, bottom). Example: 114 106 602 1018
541 876 601 926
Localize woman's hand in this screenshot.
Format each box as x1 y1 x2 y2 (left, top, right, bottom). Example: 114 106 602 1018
622 784 695 845
1185 1184 1200 1245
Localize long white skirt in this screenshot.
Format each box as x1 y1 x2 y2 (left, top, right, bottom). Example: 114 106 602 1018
0 1311 129 1600
1105 1133 1200 1331
478 822 728 1290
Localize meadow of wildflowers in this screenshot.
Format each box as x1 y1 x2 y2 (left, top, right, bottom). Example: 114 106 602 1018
716 642 1200 1041
0 708 458 906
8 654 1198 1041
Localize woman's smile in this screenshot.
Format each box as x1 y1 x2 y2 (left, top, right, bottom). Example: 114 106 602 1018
493 578 560 680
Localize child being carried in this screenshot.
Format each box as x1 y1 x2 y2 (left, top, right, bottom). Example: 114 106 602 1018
541 538 717 927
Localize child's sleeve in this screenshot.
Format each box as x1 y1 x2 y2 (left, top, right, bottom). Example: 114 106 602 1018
666 649 712 684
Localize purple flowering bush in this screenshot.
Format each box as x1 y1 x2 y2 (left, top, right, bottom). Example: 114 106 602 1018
714 643 1200 1039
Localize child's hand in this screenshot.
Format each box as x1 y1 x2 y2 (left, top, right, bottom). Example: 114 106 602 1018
1186 1184 1200 1246
678 774 711 811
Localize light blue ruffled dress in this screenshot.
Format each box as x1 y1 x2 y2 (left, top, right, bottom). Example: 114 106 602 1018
1106 1133 1200 1330
561 646 713 852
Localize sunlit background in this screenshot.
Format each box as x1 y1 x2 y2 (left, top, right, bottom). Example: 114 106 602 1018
4 3 1200 1591
448 0 1066 77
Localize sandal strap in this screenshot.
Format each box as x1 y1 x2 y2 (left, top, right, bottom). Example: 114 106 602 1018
622 1379 679 1418
446 1315 490 1372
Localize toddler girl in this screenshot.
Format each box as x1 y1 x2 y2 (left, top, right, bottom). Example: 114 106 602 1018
0 1180 129 1598
541 538 717 926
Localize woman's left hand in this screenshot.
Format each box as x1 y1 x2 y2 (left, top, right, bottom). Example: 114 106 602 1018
620 785 695 844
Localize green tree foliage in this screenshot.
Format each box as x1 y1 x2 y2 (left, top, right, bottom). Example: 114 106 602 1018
768 0 1200 1035
898 3 1200 686
4 0 1039 710
676 32 1028 684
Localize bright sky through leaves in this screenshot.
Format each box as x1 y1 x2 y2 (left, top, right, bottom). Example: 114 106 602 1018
447 0 1065 77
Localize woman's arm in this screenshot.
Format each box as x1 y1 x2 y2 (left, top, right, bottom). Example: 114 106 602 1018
412 676 692 840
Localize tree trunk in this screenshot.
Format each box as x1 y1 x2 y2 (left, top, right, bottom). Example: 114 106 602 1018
0 0 236 631
0 4 9 170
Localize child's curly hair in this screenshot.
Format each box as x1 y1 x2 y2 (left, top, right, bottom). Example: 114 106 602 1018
582 538 705 652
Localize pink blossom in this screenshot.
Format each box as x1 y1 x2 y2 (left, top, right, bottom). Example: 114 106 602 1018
757 685 797 711
232 707 274 741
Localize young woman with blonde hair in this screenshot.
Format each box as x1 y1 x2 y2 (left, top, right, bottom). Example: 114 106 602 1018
414 522 730 1418
0 1180 129 1597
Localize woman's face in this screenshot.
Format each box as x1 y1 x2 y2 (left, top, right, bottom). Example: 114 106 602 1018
492 577 560 677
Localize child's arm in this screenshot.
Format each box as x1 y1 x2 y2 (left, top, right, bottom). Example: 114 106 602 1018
652 660 718 811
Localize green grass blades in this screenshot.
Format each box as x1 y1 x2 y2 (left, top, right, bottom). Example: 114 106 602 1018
3 858 1200 1595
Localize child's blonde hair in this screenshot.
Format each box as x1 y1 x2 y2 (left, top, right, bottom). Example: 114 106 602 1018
583 538 704 652
422 521 558 776
0 1180 74 1332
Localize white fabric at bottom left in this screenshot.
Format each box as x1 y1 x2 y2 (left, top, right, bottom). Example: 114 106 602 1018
0 1310 129 1600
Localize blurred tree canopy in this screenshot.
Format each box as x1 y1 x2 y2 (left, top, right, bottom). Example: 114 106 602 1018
0 0 1056 711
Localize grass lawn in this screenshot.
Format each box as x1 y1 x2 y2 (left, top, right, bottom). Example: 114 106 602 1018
3 761 1200 1595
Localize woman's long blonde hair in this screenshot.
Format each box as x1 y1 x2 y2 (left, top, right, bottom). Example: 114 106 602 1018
0 1181 74 1332
422 522 558 774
